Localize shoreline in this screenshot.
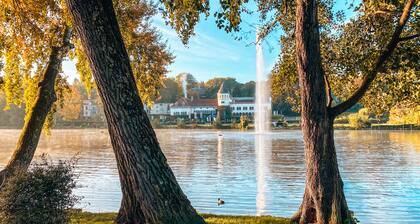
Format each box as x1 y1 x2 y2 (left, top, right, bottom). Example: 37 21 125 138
70 212 290 224
1 124 418 131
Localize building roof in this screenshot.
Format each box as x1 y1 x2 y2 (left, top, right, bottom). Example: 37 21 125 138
232 97 255 104
232 99 255 104
171 97 217 108
217 81 230 94
190 99 218 107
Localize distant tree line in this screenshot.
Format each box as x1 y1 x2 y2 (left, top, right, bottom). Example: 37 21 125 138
158 73 299 116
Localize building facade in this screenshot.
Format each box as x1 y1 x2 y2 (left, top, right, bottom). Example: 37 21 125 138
168 82 256 122
170 97 217 122
149 103 171 120
82 100 99 118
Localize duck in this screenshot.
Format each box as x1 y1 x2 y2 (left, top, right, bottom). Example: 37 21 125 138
217 198 225 206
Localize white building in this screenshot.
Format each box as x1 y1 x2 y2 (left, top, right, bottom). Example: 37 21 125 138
149 103 171 120
170 81 256 121
170 97 217 122
82 100 99 118
231 97 255 117
150 103 170 115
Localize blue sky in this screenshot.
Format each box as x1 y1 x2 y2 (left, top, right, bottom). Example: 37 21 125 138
62 1 358 84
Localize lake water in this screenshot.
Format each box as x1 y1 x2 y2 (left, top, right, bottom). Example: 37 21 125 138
0 129 419 223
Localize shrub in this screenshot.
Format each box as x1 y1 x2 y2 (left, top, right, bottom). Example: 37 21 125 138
275 115 288 127
231 120 237 129
151 117 161 128
239 115 249 130
0 156 79 224
348 108 371 129
191 119 198 129
176 119 186 129
334 115 349 124
213 118 223 129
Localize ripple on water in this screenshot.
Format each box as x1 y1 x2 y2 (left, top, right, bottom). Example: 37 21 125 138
0 129 419 223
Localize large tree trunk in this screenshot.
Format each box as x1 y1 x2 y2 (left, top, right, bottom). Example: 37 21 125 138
291 0 354 223
0 27 71 188
64 0 205 223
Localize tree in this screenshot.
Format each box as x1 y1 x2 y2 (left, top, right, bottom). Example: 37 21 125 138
175 72 198 97
59 83 82 120
158 77 182 103
0 0 72 185
280 1 418 223
203 77 241 98
159 0 418 223
236 81 256 97
0 0 173 190
64 0 204 223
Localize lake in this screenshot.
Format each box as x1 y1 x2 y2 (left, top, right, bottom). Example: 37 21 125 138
0 129 419 223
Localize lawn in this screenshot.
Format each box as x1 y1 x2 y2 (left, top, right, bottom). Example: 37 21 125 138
70 212 290 224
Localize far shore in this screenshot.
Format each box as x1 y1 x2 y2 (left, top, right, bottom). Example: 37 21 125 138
0 123 418 131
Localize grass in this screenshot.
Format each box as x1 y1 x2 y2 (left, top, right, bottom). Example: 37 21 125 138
70 212 290 224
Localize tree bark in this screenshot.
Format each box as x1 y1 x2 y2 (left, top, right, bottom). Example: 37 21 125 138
291 0 354 223
64 0 205 223
0 27 71 188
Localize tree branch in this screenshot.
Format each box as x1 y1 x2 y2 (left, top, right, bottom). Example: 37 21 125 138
399 34 420 42
329 0 416 118
324 74 333 108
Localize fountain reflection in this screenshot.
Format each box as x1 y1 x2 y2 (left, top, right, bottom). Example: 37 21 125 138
255 133 272 216
217 134 223 170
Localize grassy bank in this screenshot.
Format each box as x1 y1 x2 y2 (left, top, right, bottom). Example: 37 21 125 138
70 212 290 224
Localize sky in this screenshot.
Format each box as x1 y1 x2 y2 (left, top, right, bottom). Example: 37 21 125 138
62 1 358 84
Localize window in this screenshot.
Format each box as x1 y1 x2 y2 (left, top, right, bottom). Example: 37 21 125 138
243 107 248 110
250 107 254 110
237 107 241 110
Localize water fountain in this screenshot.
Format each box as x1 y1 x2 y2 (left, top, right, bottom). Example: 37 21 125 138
182 73 188 98
255 32 271 133
255 30 272 215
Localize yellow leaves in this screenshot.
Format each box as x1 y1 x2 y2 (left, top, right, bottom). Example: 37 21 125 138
1 0 173 118
388 105 420 125
23 73 39 123
0 0 66 115
58 84 81 120
3 47 24 109
73 40 94 95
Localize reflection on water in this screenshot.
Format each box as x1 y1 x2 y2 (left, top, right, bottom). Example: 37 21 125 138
0 129 419 224
255 133 271 216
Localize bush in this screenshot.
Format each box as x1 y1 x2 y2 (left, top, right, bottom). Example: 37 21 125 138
231 120 237 129
239 115 249 130
151 117 161 128
213 118 223 129
334 115 349 124
191 119 198 129
348 108 371 129
176 119 186 129
275 115 288 127
0 156 79 224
